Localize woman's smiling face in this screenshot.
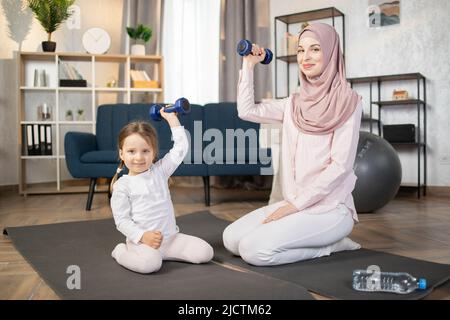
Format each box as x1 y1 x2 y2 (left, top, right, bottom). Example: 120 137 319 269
297 36 324 79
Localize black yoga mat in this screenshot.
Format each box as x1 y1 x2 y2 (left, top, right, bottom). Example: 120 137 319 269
4 218 313 300
177 211 450 300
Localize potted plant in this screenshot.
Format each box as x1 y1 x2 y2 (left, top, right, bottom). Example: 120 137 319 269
76 108 85 121
27 0 75 52
126 24 152 55
65 109 73 121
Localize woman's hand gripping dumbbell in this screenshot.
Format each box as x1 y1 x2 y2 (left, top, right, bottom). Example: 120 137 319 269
236 39 273 65
150 97 191 121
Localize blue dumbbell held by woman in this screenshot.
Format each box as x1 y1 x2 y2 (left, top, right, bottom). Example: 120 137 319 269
236 39 273 65
150 97 191 121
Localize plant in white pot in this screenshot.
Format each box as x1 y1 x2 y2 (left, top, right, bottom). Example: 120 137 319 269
27 0 75 52
76 108 85 121
65 109 73 121
127 24 152 55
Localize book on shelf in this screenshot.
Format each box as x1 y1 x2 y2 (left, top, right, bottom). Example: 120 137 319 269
58 58 87 87
22 124 53 156
130 69 158 88
59 79 87 87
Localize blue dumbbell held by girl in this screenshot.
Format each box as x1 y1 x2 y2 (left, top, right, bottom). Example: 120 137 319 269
150 97 191 121
236 39 273 65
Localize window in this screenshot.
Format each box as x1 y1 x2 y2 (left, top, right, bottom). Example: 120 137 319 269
162 0 220 105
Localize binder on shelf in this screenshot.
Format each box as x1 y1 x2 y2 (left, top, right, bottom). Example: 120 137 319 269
45 124 53 155
21 125 26 155
22 124 51 156
33 124 40 155
25 124 33 155
39 125 46 155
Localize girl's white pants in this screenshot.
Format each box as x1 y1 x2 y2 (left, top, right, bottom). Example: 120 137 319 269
112 233 214 274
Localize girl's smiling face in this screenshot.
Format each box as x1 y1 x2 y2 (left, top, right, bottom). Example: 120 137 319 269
119 133 155 176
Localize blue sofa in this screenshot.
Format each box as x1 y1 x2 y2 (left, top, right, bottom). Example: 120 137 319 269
64 102 272 210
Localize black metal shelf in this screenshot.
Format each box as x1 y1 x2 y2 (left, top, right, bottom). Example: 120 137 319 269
276 7 344 24
349 73 427 199
389 142 425 147
347 73 425 83
362 117 380 123
401 183 426 187
373 99 426 106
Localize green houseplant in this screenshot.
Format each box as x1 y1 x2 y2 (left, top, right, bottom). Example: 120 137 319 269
76 108 85 121
126 24 152 55
65 109 73 121
27 0 75 52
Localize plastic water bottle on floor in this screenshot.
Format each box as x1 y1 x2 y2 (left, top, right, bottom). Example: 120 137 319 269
352 265 427 294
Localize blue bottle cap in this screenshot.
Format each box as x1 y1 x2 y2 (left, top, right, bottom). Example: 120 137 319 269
418 278 427 290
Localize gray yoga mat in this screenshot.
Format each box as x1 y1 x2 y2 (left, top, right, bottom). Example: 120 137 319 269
4 218 313 300
177 211 450 300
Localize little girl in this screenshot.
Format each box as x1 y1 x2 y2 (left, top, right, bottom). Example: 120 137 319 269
110 109 213 274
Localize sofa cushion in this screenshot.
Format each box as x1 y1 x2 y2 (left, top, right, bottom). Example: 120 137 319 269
80 150 119 163
203 103 261 140
203 147 271 164
203 103 271 165
68 163 119 179
207 163 272 176
173 164 208 176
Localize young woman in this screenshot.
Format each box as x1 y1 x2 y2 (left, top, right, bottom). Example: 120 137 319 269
223 23 363 266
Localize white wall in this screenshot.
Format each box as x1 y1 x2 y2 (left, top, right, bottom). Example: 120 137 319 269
269 0 450 186
0 0 123 186
1 0 450 187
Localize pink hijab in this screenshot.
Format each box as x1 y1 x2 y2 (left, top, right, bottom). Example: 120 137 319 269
292 23 361 135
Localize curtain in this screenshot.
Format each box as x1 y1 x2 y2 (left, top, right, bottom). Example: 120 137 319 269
219 0 272 102
121 0 162 55
162 0 220 105
121 0 162 103
218 0 273 191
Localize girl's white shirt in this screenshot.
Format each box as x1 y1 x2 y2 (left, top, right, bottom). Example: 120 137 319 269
111 126 189 244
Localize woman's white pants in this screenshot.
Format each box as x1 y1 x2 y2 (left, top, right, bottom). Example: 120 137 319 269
223 201 360 266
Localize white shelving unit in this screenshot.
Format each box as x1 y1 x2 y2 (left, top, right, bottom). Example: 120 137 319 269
17 51 164 195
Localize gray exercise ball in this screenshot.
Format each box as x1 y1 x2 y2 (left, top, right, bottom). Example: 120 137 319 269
352 131 402 213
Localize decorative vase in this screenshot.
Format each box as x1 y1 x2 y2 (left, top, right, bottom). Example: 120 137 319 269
42 41 56 52
131 44 145 55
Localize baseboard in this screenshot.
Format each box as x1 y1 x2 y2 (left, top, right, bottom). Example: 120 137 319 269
1 183 449 197
427 186 450 197
0 184 18 193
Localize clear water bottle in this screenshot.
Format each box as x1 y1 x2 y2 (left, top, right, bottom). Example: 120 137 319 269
352 268 427 294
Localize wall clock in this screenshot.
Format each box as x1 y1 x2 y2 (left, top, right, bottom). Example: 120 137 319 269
82 27 111 54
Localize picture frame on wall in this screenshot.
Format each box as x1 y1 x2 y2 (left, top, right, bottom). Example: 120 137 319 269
368 0 400 28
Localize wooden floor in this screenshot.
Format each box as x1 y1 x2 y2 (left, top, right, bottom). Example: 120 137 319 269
0 186 449 300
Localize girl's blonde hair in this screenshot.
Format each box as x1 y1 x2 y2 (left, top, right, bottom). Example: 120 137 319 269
110 121 158 191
